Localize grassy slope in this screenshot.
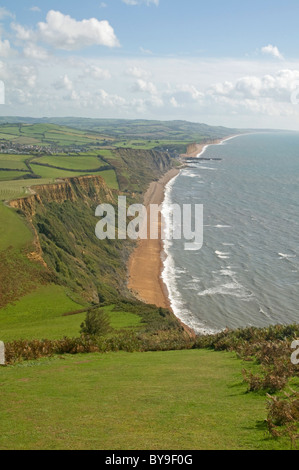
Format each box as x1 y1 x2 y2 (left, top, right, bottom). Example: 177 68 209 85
0 285 85 342
0 203 32 251
0 290 143 342
0 349 289 450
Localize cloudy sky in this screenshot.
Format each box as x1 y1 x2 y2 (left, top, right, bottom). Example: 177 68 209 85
1 0 299 129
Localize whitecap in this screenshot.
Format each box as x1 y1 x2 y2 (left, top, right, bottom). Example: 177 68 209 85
198 281 253 301
279 253 296 260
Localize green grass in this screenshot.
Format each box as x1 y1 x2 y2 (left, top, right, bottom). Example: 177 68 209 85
0 123 113 147
0 285 86 342
0 155 29 171
0 203 32 251
0 177 56 201
0 161 27 170
0 349 290 450
114 139 192 150
0 155 29 162
32 155 106 170
105 305 143 330
30 164 103 180
0 287 143 342
0 171 30 181
98 169 119 190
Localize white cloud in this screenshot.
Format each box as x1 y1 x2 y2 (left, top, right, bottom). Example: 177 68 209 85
122 0 159 5
139 46 153 55
12 10 120 51
126 66 149 79
11 22 35 41
83 65 111 80
38 10 120 50
208 69 299 102
23 43 48 60
261 44 284 60
30 6 41 13
53 74 73 91
170 97 178 107
131 78 157 94
0 38 12 57
0 7 14 20
3 53 299 128
12 65 37 89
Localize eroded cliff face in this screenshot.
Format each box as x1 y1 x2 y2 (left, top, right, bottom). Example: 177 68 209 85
8 175 115 270
115 148 172 173
9 175 114 217
186 143 199 155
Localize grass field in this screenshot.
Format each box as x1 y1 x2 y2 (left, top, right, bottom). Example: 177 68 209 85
0 286 143 342
31 155 106 170
0 203 32 251
30 164 106 180
0 349 290 450
0 123 113 147
0 177 57 201
0 285 85 342
114 139 192 150
0 154 29 171
98 169 119 189
0 171 30 181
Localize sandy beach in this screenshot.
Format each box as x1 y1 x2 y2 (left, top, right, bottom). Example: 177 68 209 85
181 137 233 159
128 168 179 310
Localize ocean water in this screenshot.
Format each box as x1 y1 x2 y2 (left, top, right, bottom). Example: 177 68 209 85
162 132 299 334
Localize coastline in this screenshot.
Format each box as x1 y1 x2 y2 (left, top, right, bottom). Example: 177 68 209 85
128 135 239 337
128 168 179 311
181 135 240 159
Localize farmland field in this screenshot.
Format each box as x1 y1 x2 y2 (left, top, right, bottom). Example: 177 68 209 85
30 164 105 180
31 155 107 170
0 178 55 201
0 123 113 147
0 171 30 181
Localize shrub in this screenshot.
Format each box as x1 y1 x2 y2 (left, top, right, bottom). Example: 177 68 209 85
267 390 299 448
80 308 111 337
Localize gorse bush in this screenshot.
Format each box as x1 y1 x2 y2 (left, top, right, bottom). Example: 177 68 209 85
267 389 299 448
80 308 111 337
194 325 299 392
4 330 194 365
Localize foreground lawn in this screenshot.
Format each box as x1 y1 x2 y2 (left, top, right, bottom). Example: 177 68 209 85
0 350 290 450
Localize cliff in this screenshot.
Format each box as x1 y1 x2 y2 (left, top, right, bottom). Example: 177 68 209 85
9 175 114 217
8 175 116 273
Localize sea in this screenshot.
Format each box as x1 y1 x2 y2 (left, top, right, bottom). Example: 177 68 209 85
162 132 299 334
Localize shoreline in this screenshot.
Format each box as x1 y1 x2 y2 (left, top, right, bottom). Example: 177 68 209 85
128 135 239 338
128 168 179 312
181 134 240 159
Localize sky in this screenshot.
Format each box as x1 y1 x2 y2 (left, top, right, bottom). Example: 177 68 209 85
1 0 299 129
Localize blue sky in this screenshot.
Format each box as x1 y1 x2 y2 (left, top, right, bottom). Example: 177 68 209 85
1 0 299 128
